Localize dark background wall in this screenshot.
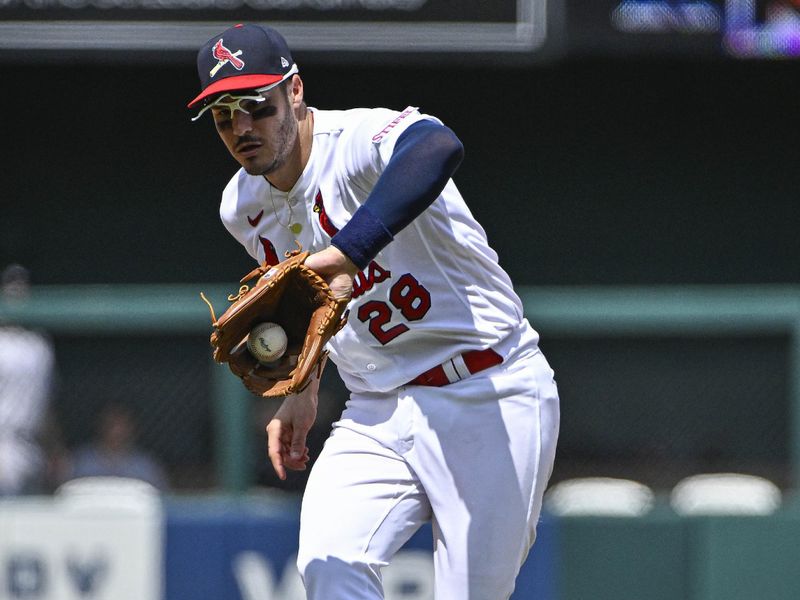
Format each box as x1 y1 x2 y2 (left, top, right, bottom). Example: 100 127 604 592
3 58 799 286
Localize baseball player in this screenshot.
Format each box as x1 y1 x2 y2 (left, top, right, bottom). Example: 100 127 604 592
189 24 560 600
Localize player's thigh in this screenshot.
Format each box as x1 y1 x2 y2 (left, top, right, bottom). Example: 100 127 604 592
298 426 432 569
410 351 560 598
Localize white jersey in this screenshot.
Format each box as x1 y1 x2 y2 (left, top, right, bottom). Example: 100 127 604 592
220 106 538 394
0 326 54 494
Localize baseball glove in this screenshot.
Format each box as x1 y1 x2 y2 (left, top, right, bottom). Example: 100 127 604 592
204 247 350 398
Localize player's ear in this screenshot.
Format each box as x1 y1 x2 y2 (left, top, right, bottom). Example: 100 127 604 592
288 74 304 110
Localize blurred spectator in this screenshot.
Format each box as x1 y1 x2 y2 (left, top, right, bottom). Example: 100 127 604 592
0 264 56 495
67 402 169 491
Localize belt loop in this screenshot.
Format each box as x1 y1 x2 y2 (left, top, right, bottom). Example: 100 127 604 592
407 347 503 388
451 354 470 380
441 359 461 384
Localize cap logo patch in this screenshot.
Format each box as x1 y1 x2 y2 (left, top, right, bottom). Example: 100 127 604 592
280 57 289 68
210 39 245 77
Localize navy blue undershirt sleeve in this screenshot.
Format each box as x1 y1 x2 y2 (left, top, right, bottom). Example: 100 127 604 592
330 119 465 270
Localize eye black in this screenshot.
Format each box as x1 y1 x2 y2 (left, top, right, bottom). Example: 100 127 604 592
252 105 277 120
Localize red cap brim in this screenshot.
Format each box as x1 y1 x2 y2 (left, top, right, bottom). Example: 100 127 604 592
187 74 284 108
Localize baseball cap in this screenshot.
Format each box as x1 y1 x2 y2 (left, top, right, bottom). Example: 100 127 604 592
188 23 297 110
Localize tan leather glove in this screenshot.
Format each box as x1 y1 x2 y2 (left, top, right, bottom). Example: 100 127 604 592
208 248 349 397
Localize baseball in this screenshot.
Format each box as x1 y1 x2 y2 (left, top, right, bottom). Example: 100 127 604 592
247 322 288 364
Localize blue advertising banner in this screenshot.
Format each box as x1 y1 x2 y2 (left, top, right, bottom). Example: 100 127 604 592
165 498 557 600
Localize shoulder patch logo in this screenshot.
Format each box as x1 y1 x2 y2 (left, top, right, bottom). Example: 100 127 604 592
210 39 245 77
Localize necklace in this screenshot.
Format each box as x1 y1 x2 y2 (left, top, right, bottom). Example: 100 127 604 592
268 185 303 236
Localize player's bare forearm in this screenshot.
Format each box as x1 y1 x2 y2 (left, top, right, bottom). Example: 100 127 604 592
266 378 319 480
304 246 359 300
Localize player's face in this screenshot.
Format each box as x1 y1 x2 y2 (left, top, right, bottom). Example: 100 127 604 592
212 84 298 177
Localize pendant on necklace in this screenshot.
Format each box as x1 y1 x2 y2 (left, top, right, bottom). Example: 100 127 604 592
289 223 303 235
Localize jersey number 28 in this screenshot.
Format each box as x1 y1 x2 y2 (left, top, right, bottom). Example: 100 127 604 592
357 274 431 345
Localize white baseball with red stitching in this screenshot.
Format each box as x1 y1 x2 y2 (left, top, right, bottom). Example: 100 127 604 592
246 322 287 364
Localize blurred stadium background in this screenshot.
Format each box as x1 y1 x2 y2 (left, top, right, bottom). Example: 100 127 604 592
2 1 800 599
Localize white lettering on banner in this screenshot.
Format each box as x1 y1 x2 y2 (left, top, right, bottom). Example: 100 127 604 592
233 552 276 600
0 492 163 600
65 554 108 596
3 552 109 599
233 550 434 600
6 555 47 598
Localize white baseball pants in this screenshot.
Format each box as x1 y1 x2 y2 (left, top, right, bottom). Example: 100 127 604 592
297 348 560 600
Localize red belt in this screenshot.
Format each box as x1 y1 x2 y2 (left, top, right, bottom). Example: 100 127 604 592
408 348 503 387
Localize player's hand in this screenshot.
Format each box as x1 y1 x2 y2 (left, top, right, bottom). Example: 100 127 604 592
266 388 318 480
304 246 359 300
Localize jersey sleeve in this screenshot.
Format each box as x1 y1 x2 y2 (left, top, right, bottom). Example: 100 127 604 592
341 107 444 187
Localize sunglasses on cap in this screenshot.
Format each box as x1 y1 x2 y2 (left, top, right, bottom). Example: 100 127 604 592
190 63 298 122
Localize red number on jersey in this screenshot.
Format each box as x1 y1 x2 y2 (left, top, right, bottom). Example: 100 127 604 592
358 273 432 344
389 273 431 321
357 301 410 345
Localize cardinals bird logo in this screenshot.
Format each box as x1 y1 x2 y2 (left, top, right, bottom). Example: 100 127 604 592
313 191 339 237
210 39 245 77
258 236 281 266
